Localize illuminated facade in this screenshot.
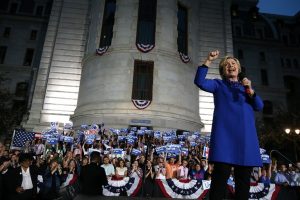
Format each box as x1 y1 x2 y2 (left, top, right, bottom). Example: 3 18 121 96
22 0 234 132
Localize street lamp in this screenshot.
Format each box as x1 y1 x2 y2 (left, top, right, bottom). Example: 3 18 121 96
284 128 299 162
285 128 291 134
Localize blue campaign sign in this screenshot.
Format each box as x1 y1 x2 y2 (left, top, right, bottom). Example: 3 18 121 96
90 124 99 130
140 127 147 130
86 138 94 144
178 135 186 140
85 134 96 140
113 148 123 154
118 136 126 141
163 136 172 143
261 154 271 164
127 138 135 145
120 128 128 133
181 148 189 155
102 139 109 144
131 127 137 132
47 137 58 145
154 131 161 138
64 136 74 143
42 134 51 140
166 145 181 155
190 141 197 147
145 130 152 135
155 146 166 154
179 141 185 147
131 148 142 156
81 124 89 129
137 130 145 135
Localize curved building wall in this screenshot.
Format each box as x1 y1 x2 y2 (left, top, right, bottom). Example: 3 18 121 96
72 0 202 131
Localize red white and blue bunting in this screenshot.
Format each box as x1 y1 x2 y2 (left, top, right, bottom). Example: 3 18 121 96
136 43 155 53
132 99 151 109
103 173 142 197
156 179 280 200
179 52 191 63
96 46 109 56
156 179 208 199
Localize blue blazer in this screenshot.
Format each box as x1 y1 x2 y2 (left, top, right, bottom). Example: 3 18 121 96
194 65 264 166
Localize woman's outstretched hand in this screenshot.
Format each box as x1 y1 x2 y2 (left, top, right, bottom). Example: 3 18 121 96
203 50 220 67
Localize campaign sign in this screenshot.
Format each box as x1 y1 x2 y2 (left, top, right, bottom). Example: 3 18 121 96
155 146 166 154
120 128 128 133
140 127 147 130
81 124 89 129
260 148 266 155
47 137 58 145
131 148 142 156
86 138 94 145
154 131 161 138
190 141 197 147
127 138 135 145
113 148 123 155
179 141 185 147
42 134 51 140
163 136 172 143
181 148 189 156
137 130 145 135
166 145 180 155
85 134 96 140
145 130 152 135
64 122 73 130
118 136 126 141
261 154 271 164
64 136 74 143
131 127 137 132
178 135 185 140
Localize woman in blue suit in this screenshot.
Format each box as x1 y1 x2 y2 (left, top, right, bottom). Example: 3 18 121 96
194 50 264 200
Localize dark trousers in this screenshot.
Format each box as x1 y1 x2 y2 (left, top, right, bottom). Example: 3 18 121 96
209 162 252 200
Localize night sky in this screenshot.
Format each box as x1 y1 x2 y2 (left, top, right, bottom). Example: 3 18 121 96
258 0 300 16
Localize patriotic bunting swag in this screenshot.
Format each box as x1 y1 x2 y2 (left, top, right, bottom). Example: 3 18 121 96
156 179 280 199
179 52 191 63
96 46 109 55
136 43 154 53
103 173 142 196
132 99 151 109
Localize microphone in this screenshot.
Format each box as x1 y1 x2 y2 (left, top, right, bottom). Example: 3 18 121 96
238 72 251 95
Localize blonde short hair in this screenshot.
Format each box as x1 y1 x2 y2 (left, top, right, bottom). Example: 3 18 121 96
218 56 241 79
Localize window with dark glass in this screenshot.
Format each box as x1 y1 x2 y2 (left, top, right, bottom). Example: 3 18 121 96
23 48 34 66
293 59 299 68
261 69 268 85
0 46 7 64
136 0 157 45
45 0 53 16
0 0 10 11
286 58 291 68
99 0 116 47
35 5 44 16
15 82 28 97
3 27 11 38
30 30 38 40
177 4 188 55
132 60 154 101
256 28 263 39
235 26 242 37
259 51 266 62
280 58 284 67
237 49 244 59
19 0 35 13
9 3 18 14
263 100 273 115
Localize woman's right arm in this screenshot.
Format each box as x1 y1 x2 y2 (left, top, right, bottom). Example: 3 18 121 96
194 50 220 93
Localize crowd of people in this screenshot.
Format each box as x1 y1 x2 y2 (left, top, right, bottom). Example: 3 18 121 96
0 127 300 200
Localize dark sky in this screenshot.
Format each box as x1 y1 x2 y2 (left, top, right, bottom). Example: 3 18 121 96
257 0 300 16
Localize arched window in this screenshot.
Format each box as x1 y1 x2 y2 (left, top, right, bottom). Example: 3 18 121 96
99 0 116 47
136 0 157 53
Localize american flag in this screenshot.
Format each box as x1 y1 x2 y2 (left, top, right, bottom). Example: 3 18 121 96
11 129 36 149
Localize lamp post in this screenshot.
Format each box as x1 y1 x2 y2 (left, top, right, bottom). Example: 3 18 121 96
284 128 299 161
